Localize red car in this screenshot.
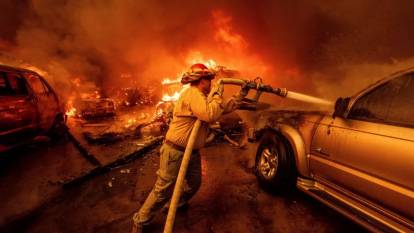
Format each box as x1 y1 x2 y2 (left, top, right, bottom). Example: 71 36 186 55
0 65 65 152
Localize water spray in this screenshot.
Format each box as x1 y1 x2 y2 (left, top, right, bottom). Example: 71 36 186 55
214 77 333 109
286 91 333 106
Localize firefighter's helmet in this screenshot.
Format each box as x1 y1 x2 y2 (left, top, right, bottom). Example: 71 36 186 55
181 63 215 84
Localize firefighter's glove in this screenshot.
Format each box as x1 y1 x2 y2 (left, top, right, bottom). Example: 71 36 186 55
212 83 224 97
232 83 249 102
239 83 249 98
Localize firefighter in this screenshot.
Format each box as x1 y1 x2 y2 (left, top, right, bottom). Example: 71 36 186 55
131 63 243 233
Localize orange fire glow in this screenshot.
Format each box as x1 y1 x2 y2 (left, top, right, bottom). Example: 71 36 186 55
185 55 217 70
212 10 247 50
125 118 137 128
161 78 181 85
176 10 270 81
65 100 77 117
161 91 181 102
66 108 77 117
159 57 219 103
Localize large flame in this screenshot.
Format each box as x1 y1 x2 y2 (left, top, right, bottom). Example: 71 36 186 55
160 84 189 102
160 57 219 103
177 11 271 81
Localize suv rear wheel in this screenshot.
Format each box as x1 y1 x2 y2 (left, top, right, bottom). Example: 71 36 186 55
255 131 296 192
47 114 67 140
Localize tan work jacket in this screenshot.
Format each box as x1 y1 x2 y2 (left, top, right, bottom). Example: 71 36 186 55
165 86 236 149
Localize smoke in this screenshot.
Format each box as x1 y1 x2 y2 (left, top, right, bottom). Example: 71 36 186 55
0 0 414 102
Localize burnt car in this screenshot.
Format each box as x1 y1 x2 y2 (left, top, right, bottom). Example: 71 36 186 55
0 65 65 152
113 87 158 107
79 97 115 119
68 89 116 119
252 68 414 232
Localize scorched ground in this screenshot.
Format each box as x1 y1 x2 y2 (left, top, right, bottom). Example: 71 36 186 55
0 122 365 233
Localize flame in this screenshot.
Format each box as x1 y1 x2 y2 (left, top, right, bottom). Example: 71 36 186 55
161 91 181 102
177 11 271 79
94 90 101 99
80 91 101 99
187 58 217 69
66 107 77 117
154 102 165 119
160 75 190 103
161 77 181 85
159 57 220 105
124 113 149 128
125 118 137 128
65 99 77 117
184 52 218 70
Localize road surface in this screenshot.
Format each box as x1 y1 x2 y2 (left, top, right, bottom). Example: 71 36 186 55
0 138 366 233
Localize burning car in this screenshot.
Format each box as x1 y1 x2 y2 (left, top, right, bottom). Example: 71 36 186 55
79 98 115 119
78 91 115 119
0 64 65 152
65 89 116 120
251 68 414 232
113 87 158 107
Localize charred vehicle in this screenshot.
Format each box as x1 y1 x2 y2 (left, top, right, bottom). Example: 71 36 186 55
0 65 65 152
252 68 414 232
79 97 115 119
114 87 157 107
72 90 116 119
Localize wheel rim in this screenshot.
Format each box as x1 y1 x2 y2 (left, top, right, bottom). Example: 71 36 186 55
259 147 279 180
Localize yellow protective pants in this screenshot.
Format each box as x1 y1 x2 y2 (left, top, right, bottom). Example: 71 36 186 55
132 143 201 225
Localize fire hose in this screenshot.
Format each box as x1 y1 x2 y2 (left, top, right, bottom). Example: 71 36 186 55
163 78 288 233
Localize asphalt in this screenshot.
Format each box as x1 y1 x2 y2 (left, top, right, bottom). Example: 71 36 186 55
0 137 95 228
0 138 366 233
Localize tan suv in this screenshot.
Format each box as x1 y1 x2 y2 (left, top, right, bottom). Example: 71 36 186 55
252 68 414 232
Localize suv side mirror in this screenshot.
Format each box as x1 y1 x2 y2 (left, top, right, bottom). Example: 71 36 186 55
333 97 350 118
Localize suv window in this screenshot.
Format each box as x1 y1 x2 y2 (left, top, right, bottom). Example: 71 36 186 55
387 74 414 126
39 78 51 93
0 73 9 95
26 73 46 94
349 72 414 127
7 73 28 96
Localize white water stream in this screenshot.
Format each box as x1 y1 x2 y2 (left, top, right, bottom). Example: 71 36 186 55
286 91 333 106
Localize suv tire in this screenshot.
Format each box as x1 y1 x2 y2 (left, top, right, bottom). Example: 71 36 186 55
47 114 68 140
255 131 296 192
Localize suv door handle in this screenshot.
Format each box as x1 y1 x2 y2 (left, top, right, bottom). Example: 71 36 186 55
313 147 330 156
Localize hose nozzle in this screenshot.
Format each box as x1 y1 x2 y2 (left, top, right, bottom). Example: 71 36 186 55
211 78 288 111
271 87 288 97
